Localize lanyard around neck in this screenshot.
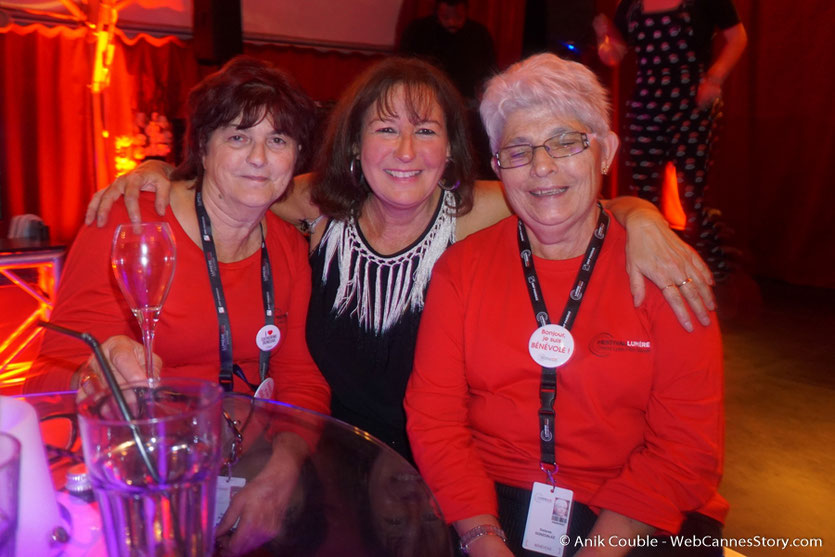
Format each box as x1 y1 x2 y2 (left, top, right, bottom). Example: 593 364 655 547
516 203 609 477
195 190 275 392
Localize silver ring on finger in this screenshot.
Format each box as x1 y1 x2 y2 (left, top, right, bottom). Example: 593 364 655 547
677 278 693 288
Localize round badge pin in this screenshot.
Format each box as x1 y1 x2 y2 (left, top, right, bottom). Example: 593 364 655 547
254 377 275 399
528 324 574 367
256 325 281 351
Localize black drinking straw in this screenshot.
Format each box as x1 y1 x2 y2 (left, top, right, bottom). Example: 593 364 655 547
37 320 161 484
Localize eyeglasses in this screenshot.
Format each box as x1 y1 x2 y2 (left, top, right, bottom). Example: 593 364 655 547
495 131 590 169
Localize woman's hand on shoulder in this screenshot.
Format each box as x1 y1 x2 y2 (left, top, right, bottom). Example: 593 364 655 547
607 197 715 331
85 160 174 227
457 180 511 241
269 172 324 235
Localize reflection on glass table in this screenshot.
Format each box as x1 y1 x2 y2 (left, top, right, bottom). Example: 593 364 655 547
23 391 454 557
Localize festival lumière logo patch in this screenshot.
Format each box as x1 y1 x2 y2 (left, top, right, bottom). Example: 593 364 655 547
588 332 651 357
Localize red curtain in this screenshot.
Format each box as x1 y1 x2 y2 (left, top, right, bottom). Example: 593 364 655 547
468 0 526 69
0 24 196 243
0 25 96 242
0 24 395 244
708 0 835 288
242 44 385 102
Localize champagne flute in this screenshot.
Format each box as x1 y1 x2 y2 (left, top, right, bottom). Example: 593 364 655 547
111 222 176 383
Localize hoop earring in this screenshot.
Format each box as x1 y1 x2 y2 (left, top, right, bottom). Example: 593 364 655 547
438 158 460 191
349 157 364 186
439 178 460 191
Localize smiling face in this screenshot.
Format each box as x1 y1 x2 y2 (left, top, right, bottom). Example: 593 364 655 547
202 115 299 215
493 107 618 258
359 84 451 214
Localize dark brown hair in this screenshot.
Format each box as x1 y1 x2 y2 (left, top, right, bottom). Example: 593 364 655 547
171 56 315 185
311 57 475 220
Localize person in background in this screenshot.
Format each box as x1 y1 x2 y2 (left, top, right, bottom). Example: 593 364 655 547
83 58 716 465
593 0 747 280
406 52 726 557
400 0 496 102
400 0 497 177
25 57 331 556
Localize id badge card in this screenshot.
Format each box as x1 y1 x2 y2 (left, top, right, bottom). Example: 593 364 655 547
522 482 574 556
214 476 247 525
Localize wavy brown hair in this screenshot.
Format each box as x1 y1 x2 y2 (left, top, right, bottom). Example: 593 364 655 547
311 57 475 220
171 56 315 188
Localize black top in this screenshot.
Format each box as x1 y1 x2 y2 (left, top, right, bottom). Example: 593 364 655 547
400 14 497 100
615 0 741 65
306 193 457 461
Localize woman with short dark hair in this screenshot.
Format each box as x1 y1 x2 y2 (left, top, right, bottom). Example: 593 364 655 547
29 56 332 556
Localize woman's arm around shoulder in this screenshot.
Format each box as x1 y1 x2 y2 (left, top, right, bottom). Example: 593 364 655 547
603 196 715 331
86 159 174 226
269 173 324 236
86 164 324 235
455 180 511 241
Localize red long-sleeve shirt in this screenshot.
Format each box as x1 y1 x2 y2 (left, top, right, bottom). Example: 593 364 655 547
405 215 726 533
25 195 330 416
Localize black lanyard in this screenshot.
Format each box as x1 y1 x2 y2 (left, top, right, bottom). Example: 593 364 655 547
195 191 275 392
517 203 609 480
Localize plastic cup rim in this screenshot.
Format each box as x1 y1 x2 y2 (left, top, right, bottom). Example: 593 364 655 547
77 377 223 427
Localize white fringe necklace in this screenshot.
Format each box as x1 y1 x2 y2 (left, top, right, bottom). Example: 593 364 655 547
320 190 457 335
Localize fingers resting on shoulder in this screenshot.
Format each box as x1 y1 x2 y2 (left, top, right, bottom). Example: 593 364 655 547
85 160 173 227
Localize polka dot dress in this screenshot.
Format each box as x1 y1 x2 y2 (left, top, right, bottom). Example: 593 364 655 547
622 1 724 270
